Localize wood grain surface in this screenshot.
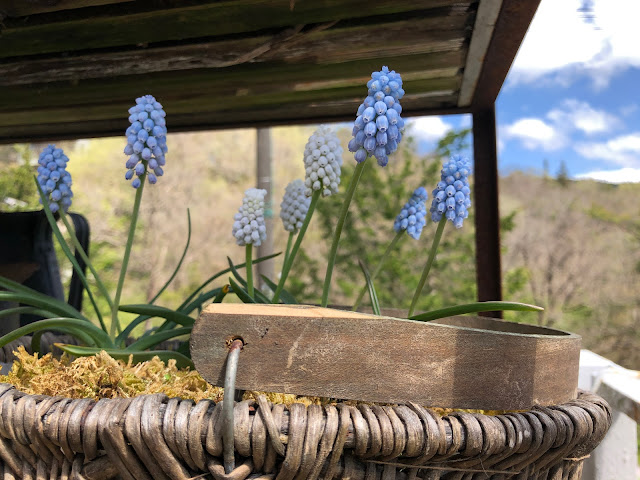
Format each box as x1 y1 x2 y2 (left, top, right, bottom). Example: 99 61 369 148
191 304 581 410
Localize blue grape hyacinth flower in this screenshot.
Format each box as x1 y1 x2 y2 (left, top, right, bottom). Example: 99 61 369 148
124 95 167 187
394 187 428 240
280 179 311 233
429 156 472 229
37 145 73 213
348 66 406 167
232 188 268 246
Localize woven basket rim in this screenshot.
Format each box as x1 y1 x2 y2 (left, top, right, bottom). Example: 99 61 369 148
0 383 612 480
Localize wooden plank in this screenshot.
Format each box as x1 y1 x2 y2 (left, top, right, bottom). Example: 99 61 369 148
458 0 503 106
0 49 464 112
472 106 502 313
0 0 473 58
470 0 541 109
0 16 468 86
0 0 133 17
0 76 459 127
191 304 581 410
0 94 464 143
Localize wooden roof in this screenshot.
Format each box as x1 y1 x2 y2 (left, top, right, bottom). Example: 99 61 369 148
0 0 540 143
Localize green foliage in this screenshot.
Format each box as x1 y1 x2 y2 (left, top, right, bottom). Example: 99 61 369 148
0 146 39 211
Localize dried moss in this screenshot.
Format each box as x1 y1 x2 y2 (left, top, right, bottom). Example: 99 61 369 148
0 346 224 402
0 348 517 414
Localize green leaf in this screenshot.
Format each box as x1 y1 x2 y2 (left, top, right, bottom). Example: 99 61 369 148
358 259 380 316
179 252 281 309
35 179 106 330
227 256 247 287
0 318 114 349
115 314 151 347
179 287 223 315
409 301 544 322
118 305 194 327
228 278 255 303
31 326 96 353
0 306 58 320
55 344 194 370
260 275 298 304
226 257 271 303
125 327 191 352
0 277 88 320
149 209 191 304
0 291 87 321
213 285 229 303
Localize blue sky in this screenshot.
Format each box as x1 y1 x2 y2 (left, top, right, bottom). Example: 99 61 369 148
408 0 640 183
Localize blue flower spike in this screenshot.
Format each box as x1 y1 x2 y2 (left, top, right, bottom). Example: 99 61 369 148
394 187 429 240
280 179 311 233
429 156 473 229
37 145 73 213
232 188 268 247
124 95 167 187
303 125 343 197
348 66 405 166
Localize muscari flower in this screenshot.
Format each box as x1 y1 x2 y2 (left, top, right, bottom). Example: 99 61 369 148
394 187 428 240
280 179 311 233
232 188 268 246
37 145 73 213
303 125 343 197
348 66 406 167
429 156 472 229
124 95 167 188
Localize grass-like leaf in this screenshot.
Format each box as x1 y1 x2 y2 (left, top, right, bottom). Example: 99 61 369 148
260 275 298 304
225 257 271 303
36 179 106 330
0 291 87 321
125 327 191 352
55 344 194 369
228 278 255 303
149 209 191 304
358 259 380 316
179 252 281 309
0 318 114 349
409 301 544 322
0 277 88 320
0 306 58 320
213 285 229 303
118 305 194 327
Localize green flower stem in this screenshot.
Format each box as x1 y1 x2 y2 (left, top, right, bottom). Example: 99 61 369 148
321 160 367 308
59 210 113 311
283 231 295 267
408 216 446 317
245 244 254 299
111 176 146 338
353 230 404 311
272 190 321 304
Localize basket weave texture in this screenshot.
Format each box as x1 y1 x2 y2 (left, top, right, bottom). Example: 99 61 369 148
0 384 610 480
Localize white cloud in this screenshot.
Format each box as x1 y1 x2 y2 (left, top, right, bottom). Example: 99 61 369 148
574 132 640 167
503 100 621 152
409 116 453 142
547 99 619 134
575 167 640 183
509 0 640 88
502 118 566 151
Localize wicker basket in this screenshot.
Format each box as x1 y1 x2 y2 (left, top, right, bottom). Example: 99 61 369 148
0 384 610 480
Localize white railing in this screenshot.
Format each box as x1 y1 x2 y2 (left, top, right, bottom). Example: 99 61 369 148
579 349 640 480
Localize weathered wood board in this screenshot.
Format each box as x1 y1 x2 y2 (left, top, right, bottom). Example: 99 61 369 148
191 304 581 410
